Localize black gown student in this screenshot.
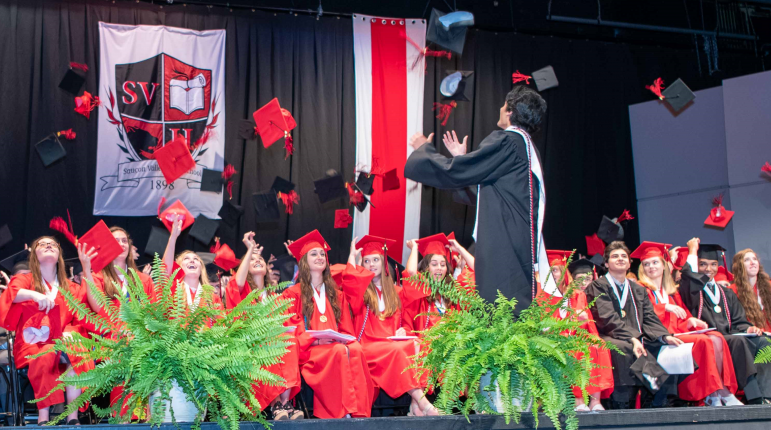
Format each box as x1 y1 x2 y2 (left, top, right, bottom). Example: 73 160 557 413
585 241 682 409
678 239 771 404
404 86 553 309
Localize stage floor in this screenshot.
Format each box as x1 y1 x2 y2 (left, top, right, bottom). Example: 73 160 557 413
14 405 771 430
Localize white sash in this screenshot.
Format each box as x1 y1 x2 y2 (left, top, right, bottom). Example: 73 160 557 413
312 283 327 315
184 281 203 309
605 274 630 310
703 282 721 306
654 286 669 305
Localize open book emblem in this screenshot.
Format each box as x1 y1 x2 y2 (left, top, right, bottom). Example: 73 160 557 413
169 73 207 115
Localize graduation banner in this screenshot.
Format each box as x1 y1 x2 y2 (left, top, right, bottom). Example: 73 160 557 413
351 15 426 263
94 23 226 217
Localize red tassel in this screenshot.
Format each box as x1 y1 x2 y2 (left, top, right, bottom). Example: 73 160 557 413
762 162 771 175
191 127 212 150
511 70 532 85
617 209 635 223
70 62 89 72
49 216 77 245
424 48 451 60
221 164 236 181
278 190 299 214
210 237 222 253
645 78 666 100
433 101 457 126
157 197 166 218
57 129 76 140
712 193 724 208
74 91 101 119
347 183 364 206
226 182 234 200
284 133 294 159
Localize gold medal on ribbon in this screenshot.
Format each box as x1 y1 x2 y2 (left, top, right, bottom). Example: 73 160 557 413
319 315 327 323
714 306 722 314
378 314 386 321
621 310 626 318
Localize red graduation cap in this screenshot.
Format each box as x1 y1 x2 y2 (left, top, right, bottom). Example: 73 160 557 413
381 168 401 192
77 220 124 273
74 91 101 119
546 250 572 267
630 241 671 262
356 235 397 258
416 233 450 260
671 247 690 270
288 230 330 261
334 209 353 229
210 238 240 272
154 135 196 184
253 98 296 150
704 194 734 228
158 198 195 233
715 266 735 283
585 233 606 256
21 306 63 344
330 263 346 287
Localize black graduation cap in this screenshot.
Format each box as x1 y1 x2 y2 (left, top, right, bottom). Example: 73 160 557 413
0 249 30 273
314 174 347 204
531 66 559 92
35 135 67 167
59 69 86 96
589 254 605 268
271 254 297 283
0 225 11 249
661 78 695 113
387 255 406 284
355 173 375 196
440 71 474 102
567 258 596 276
218 200 244 227
597 216 624 244
630 354 670 393
200 169 223 193
354 198 368 213
65 257 83 277
198 252 216 266
425 8 473 54
272 176 295 194
189 215 219 245
252 190 280 222
238 119 257 140
697 244 725 262
144 226 170 257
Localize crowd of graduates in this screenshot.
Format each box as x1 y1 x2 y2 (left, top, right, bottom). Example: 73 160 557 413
1 220 770 424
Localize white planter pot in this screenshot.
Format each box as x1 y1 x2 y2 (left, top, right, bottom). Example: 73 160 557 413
149 380 201 423
479 371 532 413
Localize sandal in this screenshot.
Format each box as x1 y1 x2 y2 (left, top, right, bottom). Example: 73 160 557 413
37 421 49 426
422 404 442 416
284 403 304 420
66 419 81 425
270 402 289 421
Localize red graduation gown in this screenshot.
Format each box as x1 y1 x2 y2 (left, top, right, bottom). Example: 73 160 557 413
341 264 421 399
80 271 155 337
281 283 375 418
0 274 95 410
644 285 738 400
728 283 771 332
400 270 463 336
535 290 614 398
224 277 301 410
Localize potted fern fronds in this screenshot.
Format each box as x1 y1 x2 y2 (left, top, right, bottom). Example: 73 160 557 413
31 255 293 430
409 273 610 430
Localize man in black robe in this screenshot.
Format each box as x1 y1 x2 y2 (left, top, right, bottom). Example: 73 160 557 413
404 86 553 309
678 238 771 404
585 241 683 409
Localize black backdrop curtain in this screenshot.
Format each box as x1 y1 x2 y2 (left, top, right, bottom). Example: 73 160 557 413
0 0 762 268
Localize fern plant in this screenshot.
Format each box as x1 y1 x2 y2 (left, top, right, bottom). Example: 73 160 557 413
408 271 611 430
30 255 293 430
756 345 771 364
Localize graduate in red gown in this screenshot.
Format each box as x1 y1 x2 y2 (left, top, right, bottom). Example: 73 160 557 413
538 251 614 412
280 230 375 419
225 232 302 420
342 235 440 416
77 226 156 417
633 242 741 406
162 215 223 311
0 237 95 425
729 249 771 333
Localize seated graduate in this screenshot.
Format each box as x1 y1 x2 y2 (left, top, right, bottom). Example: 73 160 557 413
0 237 95 425
678 239 771 404
634 242 741 406
280 230 375 419
341 236 439 417
539 252 613 412
162 215 223 310
225 232 302 420
729 249 771 333
585 241 683 409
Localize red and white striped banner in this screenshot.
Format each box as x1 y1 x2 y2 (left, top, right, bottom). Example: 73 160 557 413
352 15 426 264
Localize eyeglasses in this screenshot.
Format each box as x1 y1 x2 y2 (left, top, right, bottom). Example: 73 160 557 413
36 241 57 249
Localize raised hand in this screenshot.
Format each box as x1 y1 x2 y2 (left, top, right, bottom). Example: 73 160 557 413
170 214 184 239
443 131 468 157
77 242 98 275
284 240 295 257
349 237 362 265
243 231 257 249
408 133 434 151
687 237 700 254
405 239 417 250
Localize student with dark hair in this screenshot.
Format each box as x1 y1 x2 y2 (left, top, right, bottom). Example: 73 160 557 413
585 241 682 409
404 85 554 311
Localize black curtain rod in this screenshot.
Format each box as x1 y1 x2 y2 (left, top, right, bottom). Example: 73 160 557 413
141 0 354 17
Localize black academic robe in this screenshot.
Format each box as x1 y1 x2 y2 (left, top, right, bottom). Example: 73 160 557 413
586 276 671 389
679 263 771 393
404 130 538 309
